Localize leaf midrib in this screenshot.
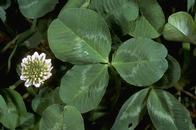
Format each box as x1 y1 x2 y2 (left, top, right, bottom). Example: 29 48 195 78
71 65 107 103
57 19 108 63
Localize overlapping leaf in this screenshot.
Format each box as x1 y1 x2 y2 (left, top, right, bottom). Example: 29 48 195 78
129 0 165 38
147 89 195 130
111 88 149 130
112 37 168 86
0 89 27 129
163 12 196 44
64 0 90 8
48 8 111 64
154 55 181 89
17 0 58 18
89 0 139 33
39 104 84 130
59 64 109 113
129 16 160 38
32 87 63 115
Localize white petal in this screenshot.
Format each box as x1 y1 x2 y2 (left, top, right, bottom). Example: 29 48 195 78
34 83 41 88
20 75 26 80
25 81 31 87
39 53 46 61
44 73 52 80
33 51 39 58
21 63 26 67
22 58 28 63
45 59 52 66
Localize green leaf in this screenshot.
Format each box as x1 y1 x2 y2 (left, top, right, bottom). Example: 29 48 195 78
59 64 109 113
32 87 63 115
18 113 35 130
64 0 90 8
39 104 84 130
89 0 139 33
112 37 168 86
48 8 111 64
163 11 196 44
154 55 181 89
187 0 195 11
147 89 195 130
111 88 150 130
0 0 11 9
17 0 58 19
138 0 165 32
0 89 27 129
129 16 160 38
0 7 6 22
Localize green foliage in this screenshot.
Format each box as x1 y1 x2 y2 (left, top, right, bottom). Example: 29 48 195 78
48 8 111 64
60 64 109 113
155 55 181 89
32 87 63 115
147 89 195 130
0 89 27 129
112 37 168 86
89 0 139 33
129 0 165 38
17 0 58 18
111 88 149 130
39 104 85 130
163 11 196 44
0 0 195 130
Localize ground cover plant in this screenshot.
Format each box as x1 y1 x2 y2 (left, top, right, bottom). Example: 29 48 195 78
0 0 196 130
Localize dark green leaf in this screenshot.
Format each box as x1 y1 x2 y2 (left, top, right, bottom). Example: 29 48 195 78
59 64 109 113
147 89 195 130
89 0 139 33
111 88 150 130
48 8 111 64
154 55 181 89
17 0 58 18
129 16 160 38
64 0 90 8
39 104 84 130
32 87 63 115
138 0 165 31
112 37 168 86
0 89 27 129
0 0 11 9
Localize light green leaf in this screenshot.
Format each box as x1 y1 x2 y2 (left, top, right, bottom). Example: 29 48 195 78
48 8 111 64
138 0 165 31
163 11 196 44
59 64 109 113
111 88 150 130
64 0 90 8
154 55 181 89
39 104 84 130
129 16 160 38
17 0 58 18
0 89 27 129
89 0 139 33
147 89 195 130
32 87 63 115
0 7 6 22
112 37 168 86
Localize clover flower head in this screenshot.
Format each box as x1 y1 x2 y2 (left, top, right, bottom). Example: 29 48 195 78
20 52 53 87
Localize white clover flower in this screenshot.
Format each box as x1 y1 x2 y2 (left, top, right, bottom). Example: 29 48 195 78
20 52 53 87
